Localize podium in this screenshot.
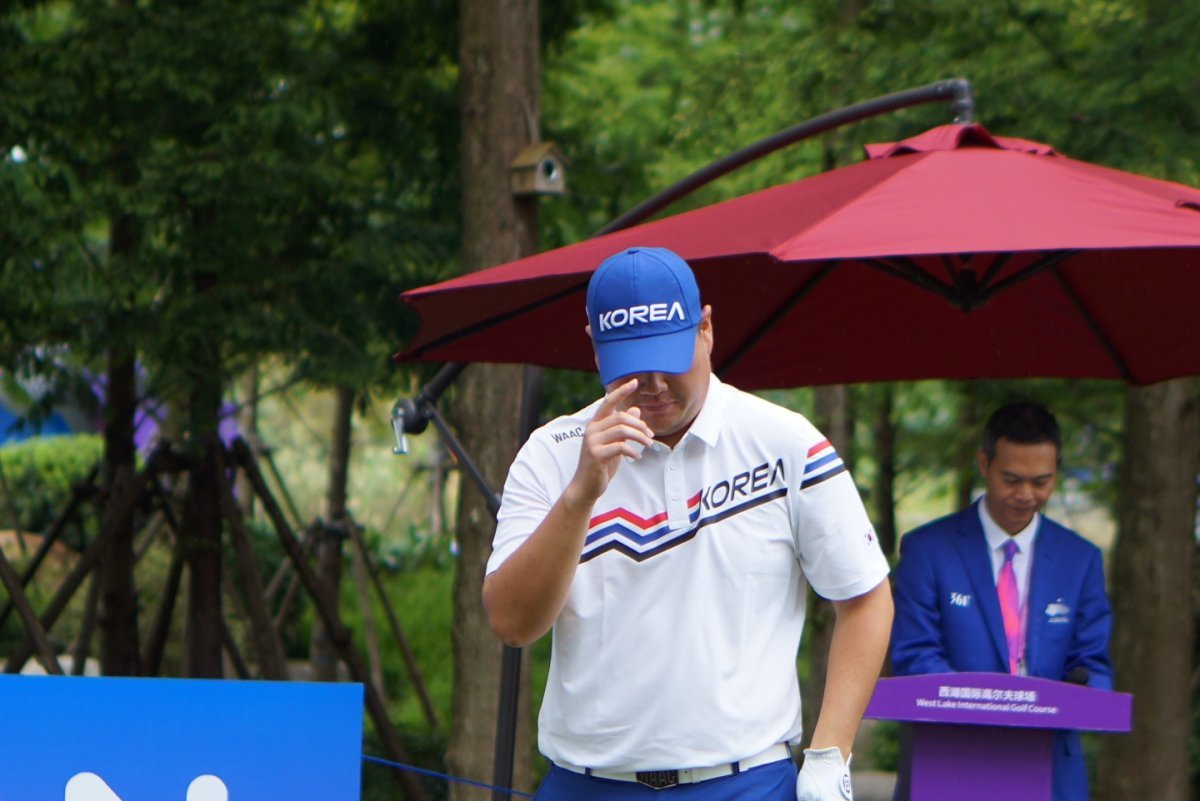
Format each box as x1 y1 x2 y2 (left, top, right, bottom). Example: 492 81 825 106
865 672 1131 801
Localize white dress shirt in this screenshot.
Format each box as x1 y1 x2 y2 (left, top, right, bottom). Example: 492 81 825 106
979 499 1037 608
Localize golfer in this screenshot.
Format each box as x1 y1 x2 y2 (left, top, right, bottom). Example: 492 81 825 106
484 246 893 800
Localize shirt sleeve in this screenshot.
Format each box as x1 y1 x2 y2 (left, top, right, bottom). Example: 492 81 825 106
790 437 889 601
486 436 558 576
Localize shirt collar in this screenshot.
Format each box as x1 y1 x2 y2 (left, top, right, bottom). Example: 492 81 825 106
978 498 1039 554
676 374 725 449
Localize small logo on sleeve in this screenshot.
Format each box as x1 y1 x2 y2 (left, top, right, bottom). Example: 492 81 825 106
550 426 584 444
950 592 972 607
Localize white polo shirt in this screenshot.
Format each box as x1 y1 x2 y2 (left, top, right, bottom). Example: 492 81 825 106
488 376 889 771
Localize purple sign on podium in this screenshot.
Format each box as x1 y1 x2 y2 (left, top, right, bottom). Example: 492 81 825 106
866 672 1131 801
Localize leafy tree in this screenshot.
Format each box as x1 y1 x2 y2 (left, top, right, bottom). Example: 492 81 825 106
0 0 456 688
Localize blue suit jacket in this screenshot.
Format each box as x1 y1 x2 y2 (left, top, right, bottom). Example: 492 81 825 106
890 502 1113 801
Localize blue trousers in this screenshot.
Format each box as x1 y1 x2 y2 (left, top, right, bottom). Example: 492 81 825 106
533 760 797 801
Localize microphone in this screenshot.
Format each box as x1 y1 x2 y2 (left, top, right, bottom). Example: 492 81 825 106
1065 666 1089 685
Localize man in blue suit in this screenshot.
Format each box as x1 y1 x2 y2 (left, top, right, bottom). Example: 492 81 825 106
891 402 1113 801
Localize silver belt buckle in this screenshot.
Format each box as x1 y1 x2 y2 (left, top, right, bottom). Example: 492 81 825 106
635 770 679 790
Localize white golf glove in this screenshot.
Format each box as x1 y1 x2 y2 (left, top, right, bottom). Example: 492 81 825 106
795 746 852 801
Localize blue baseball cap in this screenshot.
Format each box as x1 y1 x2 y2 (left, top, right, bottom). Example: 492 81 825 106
586 247 702 385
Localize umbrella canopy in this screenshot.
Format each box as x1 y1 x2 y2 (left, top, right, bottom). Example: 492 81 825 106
398 123 1200 389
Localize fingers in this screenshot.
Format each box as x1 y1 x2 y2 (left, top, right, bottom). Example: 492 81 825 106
600 418 654 460
581 409 653 460
592 378 653 449
570 382 654 501
596 377 640 419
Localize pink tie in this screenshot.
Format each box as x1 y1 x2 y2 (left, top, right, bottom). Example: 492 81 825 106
997 539 1022 674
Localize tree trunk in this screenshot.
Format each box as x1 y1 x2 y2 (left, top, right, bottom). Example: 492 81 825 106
954 382 980 511
328 386 353 522
803 384 853 744
449 369 527 801
430 442 446 540
235 363 261 520
1097 379 1198 801
182 426 225 678
872 385 897 558
98 204 141 676
99 350 140 676
310 385 354 681
451 1 540 797
182 272 225 678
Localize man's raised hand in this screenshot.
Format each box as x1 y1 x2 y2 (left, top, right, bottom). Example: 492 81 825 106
569 378 654 503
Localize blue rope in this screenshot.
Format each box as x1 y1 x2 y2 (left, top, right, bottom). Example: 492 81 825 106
362 754 535 798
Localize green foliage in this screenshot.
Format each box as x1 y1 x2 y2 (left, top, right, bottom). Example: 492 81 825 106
368 521 457 574
366 560 455 728
0 433 101 540
853 379 1124 519
348 559 455 799
0 0 468 448
362 726 449 801
867 719 900 772
0 436 100 657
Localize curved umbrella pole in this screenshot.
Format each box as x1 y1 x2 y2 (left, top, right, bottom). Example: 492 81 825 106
596 78 972 235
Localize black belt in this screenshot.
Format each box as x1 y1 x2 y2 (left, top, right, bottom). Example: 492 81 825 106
556 743 792 790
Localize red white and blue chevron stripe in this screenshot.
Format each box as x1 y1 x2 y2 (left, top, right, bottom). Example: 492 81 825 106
800 439 846 490
580 487 787 563
581 493 702 563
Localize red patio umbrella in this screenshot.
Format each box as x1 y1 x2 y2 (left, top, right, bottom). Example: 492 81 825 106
397 123 1200 389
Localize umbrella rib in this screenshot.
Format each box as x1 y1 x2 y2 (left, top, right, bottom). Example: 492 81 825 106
715 260 838 377
862 257 956 302
939 254 960 284
981 249 1077 299
977 252 1012 287
1048 266 1134 382
403 281 589 359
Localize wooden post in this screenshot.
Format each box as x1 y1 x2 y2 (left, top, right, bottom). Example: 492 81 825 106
0 464 97 632
232 437 426 801
266 526 316 608
0 543 62 674
221 448 289 680
143 539 186 677
259 442 306 530
0 455 29 557
273 568 304 635
348 522 441 730
4 448 163 673
69 572 103 675
348 520 388 704
220 619 252 680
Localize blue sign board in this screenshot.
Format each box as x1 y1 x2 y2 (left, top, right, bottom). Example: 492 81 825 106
0 675 363 801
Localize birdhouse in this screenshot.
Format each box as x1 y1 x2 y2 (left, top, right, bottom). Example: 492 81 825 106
510 142 568 197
